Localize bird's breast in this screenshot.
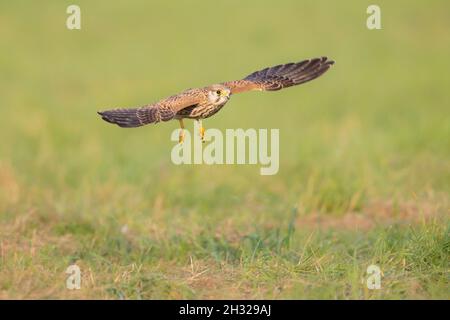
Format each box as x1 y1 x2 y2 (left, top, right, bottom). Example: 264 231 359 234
176 100 229 119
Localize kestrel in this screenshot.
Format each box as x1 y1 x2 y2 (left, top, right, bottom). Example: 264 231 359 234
98 57 335 143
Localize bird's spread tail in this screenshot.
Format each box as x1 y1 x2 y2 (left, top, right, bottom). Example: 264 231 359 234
98 108 145 128
98 105 174 128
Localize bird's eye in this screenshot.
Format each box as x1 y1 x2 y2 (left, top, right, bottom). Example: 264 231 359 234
216 90 221 95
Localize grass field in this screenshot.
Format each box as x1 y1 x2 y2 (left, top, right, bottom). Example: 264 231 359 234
0 1 449 299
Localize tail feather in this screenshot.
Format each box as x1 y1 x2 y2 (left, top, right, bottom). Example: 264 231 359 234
98 108 144 128
98 105 174 128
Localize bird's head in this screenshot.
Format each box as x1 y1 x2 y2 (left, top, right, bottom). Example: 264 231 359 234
207 84 231 105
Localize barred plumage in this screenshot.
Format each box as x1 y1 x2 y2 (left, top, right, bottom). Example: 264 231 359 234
244 57 334 91
222 57 334 93
98 104 174 128
175 101 227 119
98 57 335 140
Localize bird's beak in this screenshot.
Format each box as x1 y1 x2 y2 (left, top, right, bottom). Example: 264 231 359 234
221 90 231 98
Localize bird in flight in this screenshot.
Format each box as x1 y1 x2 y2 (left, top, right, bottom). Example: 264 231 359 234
98 57 335 143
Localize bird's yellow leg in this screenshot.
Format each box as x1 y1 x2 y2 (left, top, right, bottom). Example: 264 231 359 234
178 119 185 144
197 119 205 142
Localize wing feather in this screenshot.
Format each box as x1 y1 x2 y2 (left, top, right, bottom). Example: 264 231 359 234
98 89 204 128
159 89 204 112
222 57 334 94
98 58 335 128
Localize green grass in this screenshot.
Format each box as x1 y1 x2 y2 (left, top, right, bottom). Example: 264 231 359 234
0 0 449 299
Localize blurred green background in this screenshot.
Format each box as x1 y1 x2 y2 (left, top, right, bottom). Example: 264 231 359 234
0 0 448 299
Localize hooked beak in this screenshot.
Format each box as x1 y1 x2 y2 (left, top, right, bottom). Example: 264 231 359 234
220 89 231 98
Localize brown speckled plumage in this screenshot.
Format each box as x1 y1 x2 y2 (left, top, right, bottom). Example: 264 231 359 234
98 57 334 128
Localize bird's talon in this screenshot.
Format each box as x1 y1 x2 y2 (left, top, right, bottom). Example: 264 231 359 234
200 127 205 142
179 131 185 144
178 119 185 144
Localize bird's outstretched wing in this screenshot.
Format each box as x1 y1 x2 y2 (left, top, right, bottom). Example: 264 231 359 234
222 57 334 94
98 89 203 128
